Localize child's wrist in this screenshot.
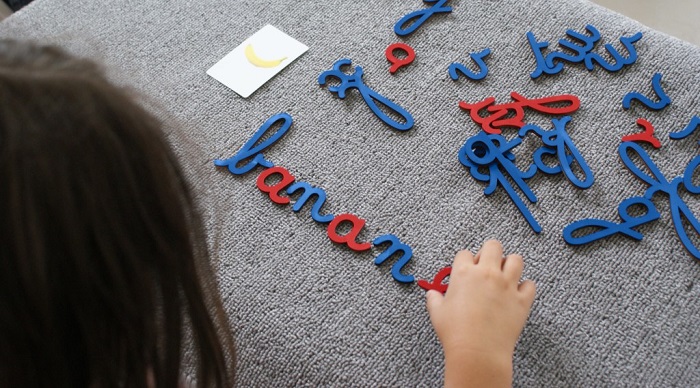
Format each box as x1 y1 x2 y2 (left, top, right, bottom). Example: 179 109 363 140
444 342 513 363
445 347 513 368
444 348 513 387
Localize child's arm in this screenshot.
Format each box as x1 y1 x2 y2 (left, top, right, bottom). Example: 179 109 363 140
426 240 536 388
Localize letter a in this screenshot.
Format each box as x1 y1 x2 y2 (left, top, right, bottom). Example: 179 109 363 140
256 166 296 204
327 213 372 251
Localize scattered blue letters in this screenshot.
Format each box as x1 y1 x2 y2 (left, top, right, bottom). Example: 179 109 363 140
460 116 596 233
459 132 542 233
622 73 671 110
563 196 660 244
519 116 594 189
585 32 643 72
563 141 700 259
394 0 452 37
449 48 491 81
528 25 642 78
318 59 415 131
669 116 700 144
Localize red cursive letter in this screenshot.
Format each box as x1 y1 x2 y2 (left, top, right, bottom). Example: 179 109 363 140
327 213 372 251
417 266 452 294
256 166 296 204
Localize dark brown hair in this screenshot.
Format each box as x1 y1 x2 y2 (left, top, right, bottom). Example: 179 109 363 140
0 41 234 387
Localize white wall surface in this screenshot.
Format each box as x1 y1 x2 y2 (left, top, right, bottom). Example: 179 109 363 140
591 0 700 46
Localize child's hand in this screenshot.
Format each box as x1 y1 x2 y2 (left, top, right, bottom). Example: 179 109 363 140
426 240 536 387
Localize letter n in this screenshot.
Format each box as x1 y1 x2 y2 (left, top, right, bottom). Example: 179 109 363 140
373 234 415 283
286 182 334 223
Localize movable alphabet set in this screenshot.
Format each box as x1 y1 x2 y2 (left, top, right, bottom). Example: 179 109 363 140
563 141 700 259
458 116 595 234
214 113 415 284
318 59 415 131
459 92 581 135
211 0 700 295
527 24 642 78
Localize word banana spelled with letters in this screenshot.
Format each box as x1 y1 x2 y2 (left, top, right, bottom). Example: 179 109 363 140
214 113 416 284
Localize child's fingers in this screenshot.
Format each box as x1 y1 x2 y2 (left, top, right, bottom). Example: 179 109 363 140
425 289 445 316
445 250 475 297
518 280 537 307
477 239 503 269
451 249 475 271
503 254 524 281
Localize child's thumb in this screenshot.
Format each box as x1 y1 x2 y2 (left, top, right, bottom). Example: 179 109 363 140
425 289 444 315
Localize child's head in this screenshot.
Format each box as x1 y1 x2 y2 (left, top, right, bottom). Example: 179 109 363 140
0 41 234 387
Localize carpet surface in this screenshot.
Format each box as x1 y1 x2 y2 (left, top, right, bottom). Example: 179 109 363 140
2 0 700 386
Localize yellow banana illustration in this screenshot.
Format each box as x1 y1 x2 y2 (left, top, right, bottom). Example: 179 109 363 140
244 44 287 68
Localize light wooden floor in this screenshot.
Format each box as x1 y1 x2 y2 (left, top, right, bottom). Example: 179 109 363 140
0 1 697 47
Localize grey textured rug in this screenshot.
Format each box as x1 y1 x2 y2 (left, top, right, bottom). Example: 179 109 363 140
2 0 700 386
